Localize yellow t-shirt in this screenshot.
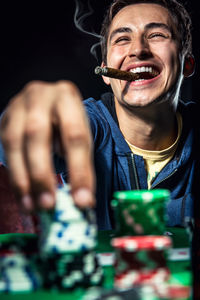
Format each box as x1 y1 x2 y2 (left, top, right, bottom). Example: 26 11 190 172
126 113 182 189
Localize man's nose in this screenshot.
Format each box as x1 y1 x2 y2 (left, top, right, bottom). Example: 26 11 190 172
128 37 152 59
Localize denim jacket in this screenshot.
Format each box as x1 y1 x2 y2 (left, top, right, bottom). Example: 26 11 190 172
59 93 198 230
1 93 199 231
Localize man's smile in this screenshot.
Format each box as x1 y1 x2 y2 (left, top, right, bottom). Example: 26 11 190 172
122 64 161 87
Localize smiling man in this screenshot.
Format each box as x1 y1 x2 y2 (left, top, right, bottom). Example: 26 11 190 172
100 1 192 196
0 0 197 231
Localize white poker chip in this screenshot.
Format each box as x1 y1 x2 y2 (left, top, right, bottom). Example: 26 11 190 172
38 184 97 254
0 253 41 292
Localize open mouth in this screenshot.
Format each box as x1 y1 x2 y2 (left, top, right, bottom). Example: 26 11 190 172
129 66 160 81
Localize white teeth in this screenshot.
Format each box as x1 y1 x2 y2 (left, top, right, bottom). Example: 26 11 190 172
129 66 154 73
136 67 141 73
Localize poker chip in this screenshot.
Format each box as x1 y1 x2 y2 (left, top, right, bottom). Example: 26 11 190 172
0 184 102 292
0 233 41 293
167 284 191 299
112 189 170 236
112 236 172 291
0 253 41 293
38 184 97 255
114 268 170 288
40 221 97 254
82 286 141 300
39 251 104 290
114 249 169 275
0 185 189 296
111 236 172 251
37 184 102 290
113 189 170 203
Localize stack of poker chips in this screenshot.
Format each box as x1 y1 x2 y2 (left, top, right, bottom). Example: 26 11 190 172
38 184 103 290
111 189 169 236
111 236 172 293
0 234 41 293
111 189 172 297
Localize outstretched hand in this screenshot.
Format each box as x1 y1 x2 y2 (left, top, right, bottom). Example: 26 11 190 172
0 81 95 212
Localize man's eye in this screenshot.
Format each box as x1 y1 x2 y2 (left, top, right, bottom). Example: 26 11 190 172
115 37 130 43
148 33 168 39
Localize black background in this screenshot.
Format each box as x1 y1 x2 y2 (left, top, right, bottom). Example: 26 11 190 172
0 0 199 113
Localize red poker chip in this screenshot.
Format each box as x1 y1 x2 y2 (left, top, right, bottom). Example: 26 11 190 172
168 285 191 299
114 268 170 288
111 236 172 251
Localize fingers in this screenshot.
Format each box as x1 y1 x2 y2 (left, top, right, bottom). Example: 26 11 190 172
22 82 58 211
54 82 95 208
24 104 56 210
0 96 28 192
0 80 95 212
0 82 56 211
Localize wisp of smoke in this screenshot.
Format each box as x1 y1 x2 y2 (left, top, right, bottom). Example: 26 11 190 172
74 0 102 62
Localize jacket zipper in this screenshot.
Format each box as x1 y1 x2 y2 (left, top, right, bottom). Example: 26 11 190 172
151 168 178 189
130 153 140 190
129 153 178 190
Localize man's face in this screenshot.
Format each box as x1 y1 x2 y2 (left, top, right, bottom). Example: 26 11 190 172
103 3 183 108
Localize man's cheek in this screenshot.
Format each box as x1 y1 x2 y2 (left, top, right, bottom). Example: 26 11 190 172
107 49 127 66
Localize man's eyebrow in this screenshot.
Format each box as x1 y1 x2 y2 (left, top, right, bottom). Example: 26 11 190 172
145 22 172 33
109 27 132 42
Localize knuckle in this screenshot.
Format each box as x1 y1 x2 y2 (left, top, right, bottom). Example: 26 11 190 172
22 81 52 108
70 166 95 191
31 169 47 181
14 180 29 196
73 174 89 186
66 129 91 147
24 80 47 93
0 98 21 131
56 80 81 97
24 116 49 137
56 80 75 90
0 128 21 150
30 169 55 191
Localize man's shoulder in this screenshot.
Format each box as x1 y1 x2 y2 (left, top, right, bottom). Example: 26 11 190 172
83 92 117 123
83 92 113 109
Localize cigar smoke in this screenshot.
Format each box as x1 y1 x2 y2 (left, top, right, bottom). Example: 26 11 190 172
74 0 101 62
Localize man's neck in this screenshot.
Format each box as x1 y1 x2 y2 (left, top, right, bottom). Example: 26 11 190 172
115 100 177 151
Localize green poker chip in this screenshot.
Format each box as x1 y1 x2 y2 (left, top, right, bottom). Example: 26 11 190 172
113 189 170 203
169 271 192 286
112 189 170 236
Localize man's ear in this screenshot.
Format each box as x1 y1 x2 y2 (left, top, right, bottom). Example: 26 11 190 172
101 62 111 85
183 55 195 78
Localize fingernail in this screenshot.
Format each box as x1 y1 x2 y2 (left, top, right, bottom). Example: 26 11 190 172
39 192 55 209
73 188 94 208
22 194 33 211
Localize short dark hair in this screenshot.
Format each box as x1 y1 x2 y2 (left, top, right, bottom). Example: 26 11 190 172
100 0 192 63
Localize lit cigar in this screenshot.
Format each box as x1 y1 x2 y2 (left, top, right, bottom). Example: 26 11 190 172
94 66 140 82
